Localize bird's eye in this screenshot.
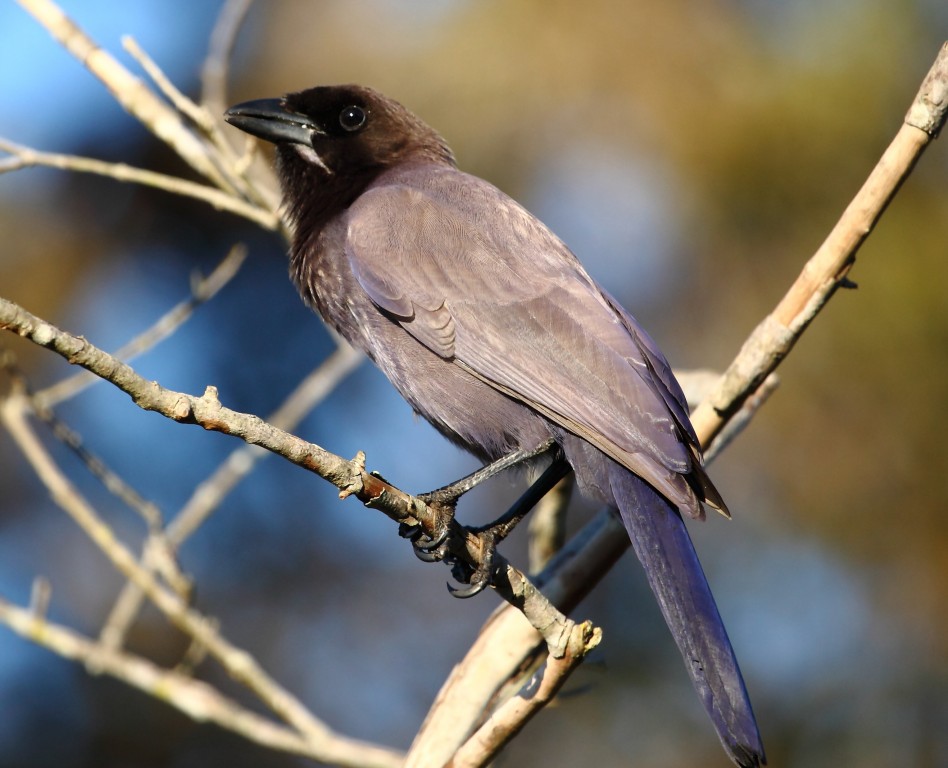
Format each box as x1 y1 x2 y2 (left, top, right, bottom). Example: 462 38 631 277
339 105 366 132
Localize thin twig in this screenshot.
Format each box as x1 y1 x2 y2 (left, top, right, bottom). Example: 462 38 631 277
0 298 577 652
35 244 250 408
199 0 283 211
0 596 403 767
37 399 164 530
169 341 363 544
690 41 948 447
99 342 363 652
0 390 400 768
16 0 238 192
1 364 176 582
202 0 255 116
0 139 278 229
123 35 213 132
121 34 267 207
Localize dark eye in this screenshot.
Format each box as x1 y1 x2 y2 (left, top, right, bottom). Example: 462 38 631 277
339 105 366 132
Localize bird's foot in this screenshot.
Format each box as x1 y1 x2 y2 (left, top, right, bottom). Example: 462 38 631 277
446 528 499 599
443 457 572 597
398 499 455 562
403 442 566 593
402 440 558 562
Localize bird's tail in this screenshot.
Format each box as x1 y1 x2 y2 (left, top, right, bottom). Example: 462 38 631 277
609 465 766 767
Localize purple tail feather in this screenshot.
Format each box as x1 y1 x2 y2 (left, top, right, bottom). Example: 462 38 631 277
610 466 766 767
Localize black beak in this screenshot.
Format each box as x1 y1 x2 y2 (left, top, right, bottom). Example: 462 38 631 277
224 98 317 146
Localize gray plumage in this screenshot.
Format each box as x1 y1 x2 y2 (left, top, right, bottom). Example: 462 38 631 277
225 85 765 767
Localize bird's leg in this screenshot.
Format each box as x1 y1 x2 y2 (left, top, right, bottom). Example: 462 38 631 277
447 454 572 599
420 438 558 507
400 438 558 557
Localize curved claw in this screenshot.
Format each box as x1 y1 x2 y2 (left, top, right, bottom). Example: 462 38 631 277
413 545 445 563
400 522 445 548
446 574 490 599
398 522 424 542
446 538 496 599
414 523 449 552
400 521 450 561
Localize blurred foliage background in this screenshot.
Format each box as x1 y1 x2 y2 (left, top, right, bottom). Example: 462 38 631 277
1 1 946 767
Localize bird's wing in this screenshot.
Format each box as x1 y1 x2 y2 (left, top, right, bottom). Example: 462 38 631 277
346 171 707 513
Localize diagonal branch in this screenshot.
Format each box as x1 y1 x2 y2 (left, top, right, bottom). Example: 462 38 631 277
201 0 256 115
99 342 364 654
15 0 233 191
690 40 948 447
0 595 401 766
0 138 278 229
35 244 250 408
0 388 401 768
0 297 585 657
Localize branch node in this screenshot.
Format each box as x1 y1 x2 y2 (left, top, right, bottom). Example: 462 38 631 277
574 620 602 656
838 276 859 290
201 386 221 408
171 396 193 422
904 41 948 137
339 452 367 500
32 322 56 346
340 477 367 501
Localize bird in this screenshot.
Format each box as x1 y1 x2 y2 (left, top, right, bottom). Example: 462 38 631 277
225 85 765 767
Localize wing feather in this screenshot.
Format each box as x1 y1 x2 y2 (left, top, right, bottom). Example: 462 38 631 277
346 168 706 511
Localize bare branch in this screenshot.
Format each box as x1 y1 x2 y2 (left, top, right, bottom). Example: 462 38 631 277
690 41 948 448
0 138 278 229
99 342 364 653
120 32 276 211
202 0 256 115
123 35 212 132
14 0 284 217
0 388 401 768
3 350 167 531
35 400 163 530
201 0 283 210
3 298 592 763
1 297 360 492
169 342 364 544
35 245 250 408
450 621 600 768
703 372 779 464
16 0 236 191
0 596 402 767
0 298 580 653
406 509 628 767
904 40 948 136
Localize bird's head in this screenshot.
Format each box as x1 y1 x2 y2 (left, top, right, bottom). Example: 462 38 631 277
225 85 454 180
225 85 455 232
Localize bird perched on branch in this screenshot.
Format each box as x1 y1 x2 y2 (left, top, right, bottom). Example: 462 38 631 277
225 85 765 767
